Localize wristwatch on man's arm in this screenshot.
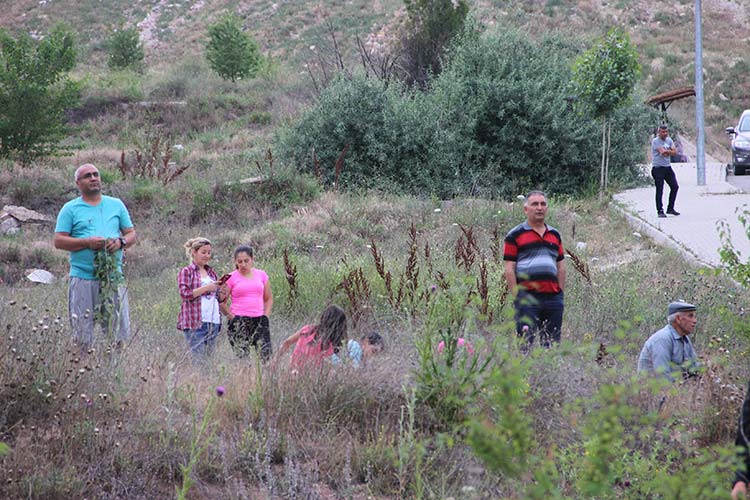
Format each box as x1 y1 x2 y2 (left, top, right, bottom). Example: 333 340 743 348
118 236 127 249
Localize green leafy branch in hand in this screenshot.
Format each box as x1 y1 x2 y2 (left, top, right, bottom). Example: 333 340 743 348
93 243 124 334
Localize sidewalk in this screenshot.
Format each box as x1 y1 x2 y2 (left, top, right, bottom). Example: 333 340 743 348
613 162 750 267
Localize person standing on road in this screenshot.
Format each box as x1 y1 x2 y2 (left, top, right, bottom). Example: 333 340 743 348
651 124 680 218
53 164 136 347
503 190 566 348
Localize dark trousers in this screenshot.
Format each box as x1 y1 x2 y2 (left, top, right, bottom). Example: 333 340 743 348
228 315 272 361
652 166 678 213
515 290 564 347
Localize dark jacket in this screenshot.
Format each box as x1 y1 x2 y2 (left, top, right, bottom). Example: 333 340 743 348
735 381 750 486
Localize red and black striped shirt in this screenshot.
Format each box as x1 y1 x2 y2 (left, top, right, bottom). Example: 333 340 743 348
503 222 564 294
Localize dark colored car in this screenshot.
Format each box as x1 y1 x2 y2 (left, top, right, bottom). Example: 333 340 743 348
726 110 750 175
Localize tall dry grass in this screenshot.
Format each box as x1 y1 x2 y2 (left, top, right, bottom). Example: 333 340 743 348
1 193 750 498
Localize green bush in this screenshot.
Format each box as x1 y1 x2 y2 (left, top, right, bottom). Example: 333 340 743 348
205 14 263 82
278 28 657 198
415 285 494 428
106 27 144 71
277 75 394 191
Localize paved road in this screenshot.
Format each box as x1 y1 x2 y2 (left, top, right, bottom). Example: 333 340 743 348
728 172 750 192
614 162 750 268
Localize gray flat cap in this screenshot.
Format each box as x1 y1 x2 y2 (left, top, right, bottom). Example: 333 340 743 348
668 301 696 315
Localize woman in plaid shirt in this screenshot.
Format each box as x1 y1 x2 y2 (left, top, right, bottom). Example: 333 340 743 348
177 238 224 358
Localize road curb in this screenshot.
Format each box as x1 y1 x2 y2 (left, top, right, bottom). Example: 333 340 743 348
609 201 712 269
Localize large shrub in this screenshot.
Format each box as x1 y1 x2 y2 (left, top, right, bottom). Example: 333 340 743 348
205 14 263 82
277 76 395 190
428 29 654 197
0 24 79 165
278 27 657 198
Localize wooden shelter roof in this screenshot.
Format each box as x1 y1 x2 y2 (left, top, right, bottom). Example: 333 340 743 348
646 86 696 107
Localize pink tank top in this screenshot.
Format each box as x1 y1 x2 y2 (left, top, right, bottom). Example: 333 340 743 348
226 269 268 317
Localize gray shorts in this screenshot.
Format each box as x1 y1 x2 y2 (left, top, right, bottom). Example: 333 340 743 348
68 277 131 345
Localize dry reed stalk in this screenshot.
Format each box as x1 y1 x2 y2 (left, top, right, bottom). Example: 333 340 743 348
565 248 592 285
435 270 449 291
370 239 386 279
370 239 396 307
283 249 298 307
491 226 502 264
404 223 420 295
455 225 480 272
498 280 509 309
454 233 464 268
476 258 491 322
119 129 189 185
336 267 371 328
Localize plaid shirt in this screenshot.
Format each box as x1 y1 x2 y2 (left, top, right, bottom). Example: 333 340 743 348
177 263 219 330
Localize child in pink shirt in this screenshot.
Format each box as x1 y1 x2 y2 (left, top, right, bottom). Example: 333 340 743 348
277 305 348 369
221 245 273 361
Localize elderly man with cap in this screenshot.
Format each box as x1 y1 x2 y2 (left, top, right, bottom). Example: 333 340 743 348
637 301 700 381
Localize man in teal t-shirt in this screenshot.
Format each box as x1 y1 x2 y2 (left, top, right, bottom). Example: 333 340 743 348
54 164 137 346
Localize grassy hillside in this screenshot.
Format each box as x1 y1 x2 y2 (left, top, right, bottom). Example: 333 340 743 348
2 0 748 160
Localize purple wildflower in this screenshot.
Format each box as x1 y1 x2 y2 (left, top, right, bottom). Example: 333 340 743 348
216 386 225 397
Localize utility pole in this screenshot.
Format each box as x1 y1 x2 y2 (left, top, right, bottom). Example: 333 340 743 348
695 0 706 185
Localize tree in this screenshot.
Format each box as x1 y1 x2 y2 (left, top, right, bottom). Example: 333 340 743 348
205 14 262 82
573 28 641 197
399 0 469 88
0 24 79 165
107 27 144 71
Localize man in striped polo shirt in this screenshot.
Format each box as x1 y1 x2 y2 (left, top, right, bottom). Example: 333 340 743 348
503 190 566 347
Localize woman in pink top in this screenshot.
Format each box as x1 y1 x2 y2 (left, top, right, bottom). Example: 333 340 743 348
221 245 273 361
277 305 348 368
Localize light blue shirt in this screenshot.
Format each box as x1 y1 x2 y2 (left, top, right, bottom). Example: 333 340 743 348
55 196 133 280
651 136 674 168
637 324 699 381
330 339 364 367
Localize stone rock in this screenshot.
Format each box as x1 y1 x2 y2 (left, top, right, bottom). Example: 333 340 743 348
0 217 20 235
1 205 51 224
26 269 55 284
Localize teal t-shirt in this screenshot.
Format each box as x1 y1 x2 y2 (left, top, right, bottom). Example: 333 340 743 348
54 196 134 280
